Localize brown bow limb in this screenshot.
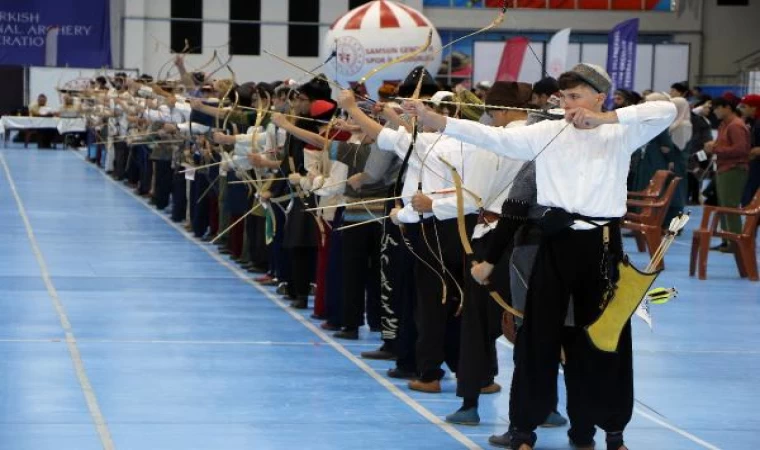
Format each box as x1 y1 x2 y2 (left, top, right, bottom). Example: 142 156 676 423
440 155 524 318
436 0 507 57
357 29 433 87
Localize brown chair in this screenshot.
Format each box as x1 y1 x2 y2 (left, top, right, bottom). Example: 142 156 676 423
628 170 671 201
622 176 682 269
689 189 760 281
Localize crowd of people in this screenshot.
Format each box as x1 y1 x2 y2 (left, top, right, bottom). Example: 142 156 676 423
38 55 759 450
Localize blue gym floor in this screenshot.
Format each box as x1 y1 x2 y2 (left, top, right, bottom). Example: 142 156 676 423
0 145 757 450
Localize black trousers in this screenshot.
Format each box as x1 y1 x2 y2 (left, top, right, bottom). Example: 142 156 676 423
391 224 419 372
289 247 316 299
246 215 269 269
414 217 474 381
126 145 140 185
456 231 510 399
152 160 172 210
114 141 129 179
509 222 632 448
171 171 187 222
341 220 382 329
137 146 152 195
191 174 210 238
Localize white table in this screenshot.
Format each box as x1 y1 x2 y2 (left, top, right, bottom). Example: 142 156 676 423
0 116 87 148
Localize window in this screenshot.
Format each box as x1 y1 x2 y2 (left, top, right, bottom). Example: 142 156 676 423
349 0 373 8
288 0 319 57
229 0 261 55
171 0 203 54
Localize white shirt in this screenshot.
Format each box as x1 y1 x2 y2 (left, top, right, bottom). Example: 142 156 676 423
377 127 473 223
443 101 677 218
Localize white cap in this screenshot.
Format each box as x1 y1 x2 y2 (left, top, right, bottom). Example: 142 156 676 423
430 91 455 106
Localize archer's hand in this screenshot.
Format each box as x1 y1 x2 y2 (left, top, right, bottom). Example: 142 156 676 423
259 190 272 201
403 100 446 131
411 192 433 213
471 261 495 285
288 173 302 185
212 131 228 144
271 112 288 128
347 173 364 190
247 152 265 167
564 108 616 129
337 89 357 110
390 207 402 226
703 141 715 154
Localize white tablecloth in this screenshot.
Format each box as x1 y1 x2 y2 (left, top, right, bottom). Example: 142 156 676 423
0 116 87 135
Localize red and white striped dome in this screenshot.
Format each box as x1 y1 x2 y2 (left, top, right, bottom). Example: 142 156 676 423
322 1 442 100
330 0 434 31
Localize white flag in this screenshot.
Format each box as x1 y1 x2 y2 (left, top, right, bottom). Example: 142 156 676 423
45 26 60 67
546 28 571 79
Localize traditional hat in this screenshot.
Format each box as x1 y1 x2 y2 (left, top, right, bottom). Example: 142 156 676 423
568 63 612 94
299 75 332 101
397 66 438 98
310 99 337 121
456 89 485 121
485 81 533 109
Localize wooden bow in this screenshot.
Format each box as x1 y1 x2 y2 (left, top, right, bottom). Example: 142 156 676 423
439 156 523 318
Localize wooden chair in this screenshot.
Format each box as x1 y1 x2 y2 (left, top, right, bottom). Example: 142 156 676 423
689 189 760 281
622 175 682 269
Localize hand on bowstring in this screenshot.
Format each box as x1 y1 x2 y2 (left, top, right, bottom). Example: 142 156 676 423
471 261 495 286
347 173 364 190
259 190 272 201
271 112 288 128
337 89 357 110
564 107 616 129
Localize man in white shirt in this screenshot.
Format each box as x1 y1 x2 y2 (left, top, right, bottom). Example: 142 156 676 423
405 64 676 450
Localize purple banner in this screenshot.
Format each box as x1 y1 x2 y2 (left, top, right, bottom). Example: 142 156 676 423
0 0 111 67
605 18 638 109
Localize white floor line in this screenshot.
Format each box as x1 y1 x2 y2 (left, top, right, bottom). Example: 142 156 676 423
0 338 377 347
0 153 115 450
496 338 722 450
72 150 482 450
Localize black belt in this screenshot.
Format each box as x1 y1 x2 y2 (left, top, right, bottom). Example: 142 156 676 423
533 207 620 236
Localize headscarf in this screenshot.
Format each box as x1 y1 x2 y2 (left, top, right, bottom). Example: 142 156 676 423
645 92 671 103
669 97 693 150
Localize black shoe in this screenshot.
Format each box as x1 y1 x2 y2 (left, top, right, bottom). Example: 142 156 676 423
488 432 514 448
488 430 536 449
247 265 267 274
310 313 326 320
387 367 416 380
569 438 596 449
289 298 308 309
333 328 359 340
710 242 728 251
361 348 396 360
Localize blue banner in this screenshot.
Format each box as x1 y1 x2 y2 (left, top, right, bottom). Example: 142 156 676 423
605 18 638 109
0 0 111 67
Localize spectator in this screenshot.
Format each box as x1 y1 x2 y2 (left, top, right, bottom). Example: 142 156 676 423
704 97 751 249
